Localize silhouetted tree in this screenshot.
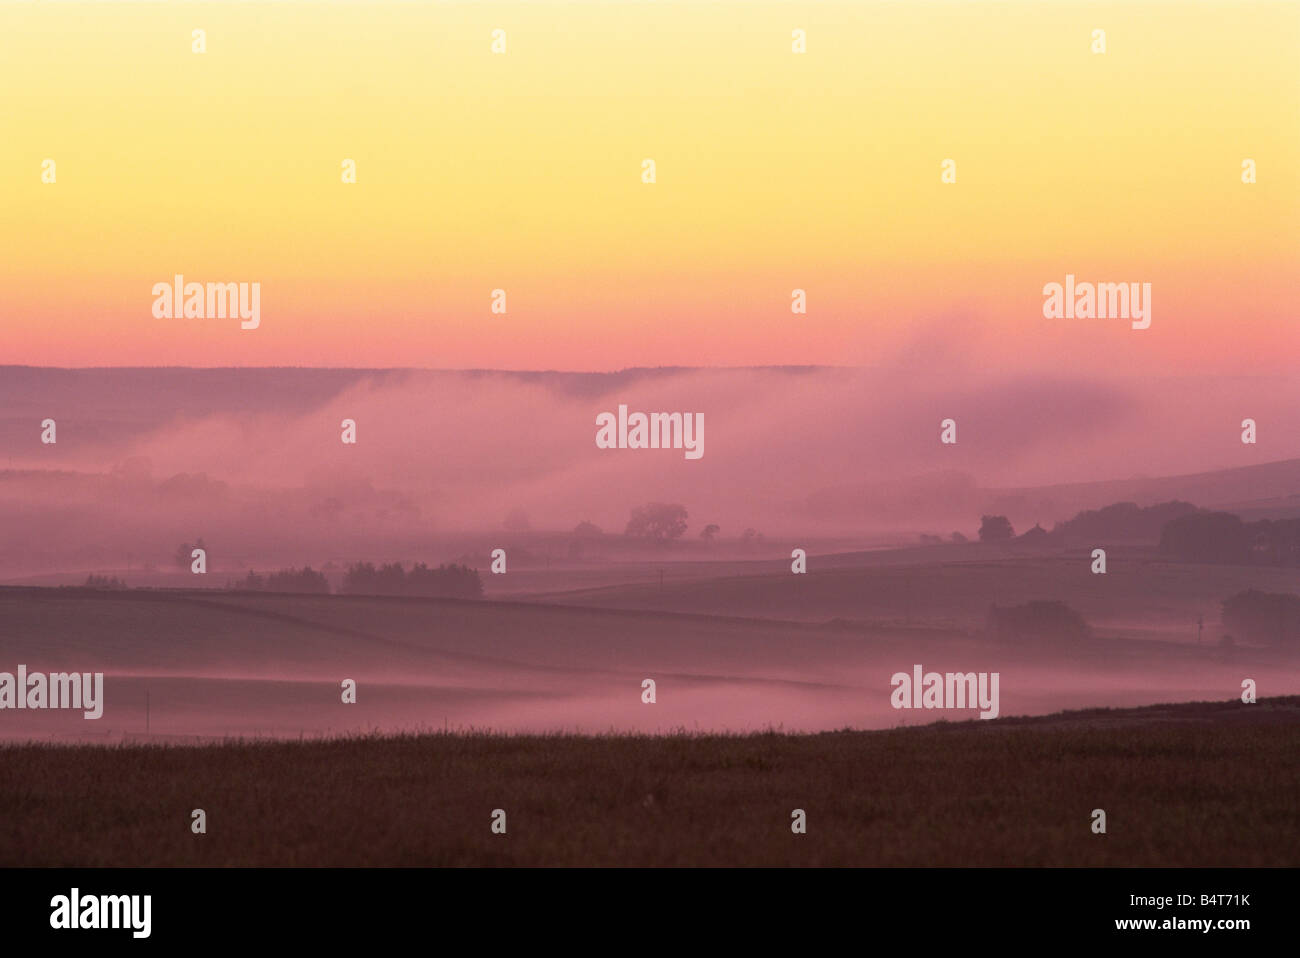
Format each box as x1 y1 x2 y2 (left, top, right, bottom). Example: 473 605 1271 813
978 515 1014 542
230 569 265 591
376 562 405 593
84 574 127 590
987 600 1089 642
625 503 688 541
406 562 484 599
341 560 483 599
1057 501 1196 544
256 566 331 594
700 524 720 543
342 562 378 594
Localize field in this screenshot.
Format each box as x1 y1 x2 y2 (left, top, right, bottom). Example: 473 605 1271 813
3 567 1297 741
3 540 1297 867
2 696 1297 867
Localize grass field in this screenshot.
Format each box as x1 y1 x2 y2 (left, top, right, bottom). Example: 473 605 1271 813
5 583 1294 741
2 696 1297 867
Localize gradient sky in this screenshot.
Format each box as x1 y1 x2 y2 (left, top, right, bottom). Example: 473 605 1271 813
1 1 1296 372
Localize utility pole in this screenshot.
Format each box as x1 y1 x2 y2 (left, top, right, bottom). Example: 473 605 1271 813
146 690 150 733
1197 614 1203 646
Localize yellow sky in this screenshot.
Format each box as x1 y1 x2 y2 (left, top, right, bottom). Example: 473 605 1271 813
1 1 1296 370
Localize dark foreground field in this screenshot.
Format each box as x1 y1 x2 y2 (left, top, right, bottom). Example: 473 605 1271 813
2 697 1297 867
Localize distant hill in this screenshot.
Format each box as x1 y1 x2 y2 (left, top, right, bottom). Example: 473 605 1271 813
802 459 1300 532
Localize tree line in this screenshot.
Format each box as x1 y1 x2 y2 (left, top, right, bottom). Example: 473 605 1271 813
227 562 483 598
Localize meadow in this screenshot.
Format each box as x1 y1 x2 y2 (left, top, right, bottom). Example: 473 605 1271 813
2 697 1296 867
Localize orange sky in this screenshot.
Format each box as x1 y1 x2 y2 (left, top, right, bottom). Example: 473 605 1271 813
1 1 1296 372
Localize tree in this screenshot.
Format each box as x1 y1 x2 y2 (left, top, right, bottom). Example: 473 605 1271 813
376 562 406 594
700 524 720 543
342 562 378 594
1058 500 1196 544
573 520 603 538
987 601 1089 642
978 515 1014 542
625 503 688 541
84 574 126 590
341 560 483 599
262 566 331 594
406 562 484 599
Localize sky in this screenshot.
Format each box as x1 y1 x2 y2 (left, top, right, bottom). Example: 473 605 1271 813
1 1 1296 374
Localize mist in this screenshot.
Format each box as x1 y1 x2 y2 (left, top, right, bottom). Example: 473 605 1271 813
3 365 1298 579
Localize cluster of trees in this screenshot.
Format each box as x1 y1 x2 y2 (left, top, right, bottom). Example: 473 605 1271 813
223 562 485 598
975 502 1300 567
619 505 755 546
986 600 1090 641
341 561 483 599
978 515 1015 542
1161 513 1300 566
83 574 127 590
230 567 331 594
567 521 605 558
974 501 1201 548
517 509 760 549
1058 501 1196 543
625 502 689 541
1221 590 1300 646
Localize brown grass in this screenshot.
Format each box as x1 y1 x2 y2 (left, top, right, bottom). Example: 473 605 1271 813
2 697 1297 867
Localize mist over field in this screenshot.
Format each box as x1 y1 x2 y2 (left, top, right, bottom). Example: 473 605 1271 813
3 584 1297 743
1 366 1298 741
2 365 1299 580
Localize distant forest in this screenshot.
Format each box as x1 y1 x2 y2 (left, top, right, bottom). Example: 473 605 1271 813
227 562 484 599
